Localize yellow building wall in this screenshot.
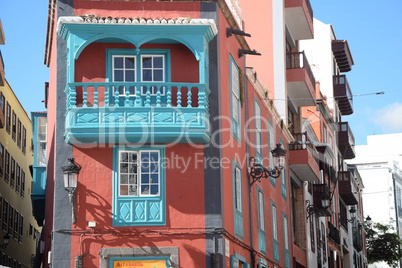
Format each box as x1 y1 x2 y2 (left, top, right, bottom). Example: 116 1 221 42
0 78 41 268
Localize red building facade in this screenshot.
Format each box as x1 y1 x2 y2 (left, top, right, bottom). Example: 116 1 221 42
35 1 295 267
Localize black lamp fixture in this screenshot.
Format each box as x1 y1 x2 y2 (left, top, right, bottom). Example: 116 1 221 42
0 233 11 249
346 206 357 223
249 143 287 185
306 191 331 220
61 158 81 224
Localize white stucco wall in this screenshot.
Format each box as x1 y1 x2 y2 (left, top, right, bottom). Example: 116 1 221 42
299 19 336 112
273 0 287 123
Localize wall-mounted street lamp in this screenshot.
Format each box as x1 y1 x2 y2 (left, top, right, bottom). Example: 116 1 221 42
0 233 11 249
61 158 81 224
346 206 357 223
306 191 331 220
249 143 287 185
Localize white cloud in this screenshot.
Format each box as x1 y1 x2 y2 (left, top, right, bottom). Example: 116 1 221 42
372 102 402 131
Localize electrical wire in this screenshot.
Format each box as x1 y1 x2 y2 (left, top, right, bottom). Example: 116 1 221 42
264 90 386 102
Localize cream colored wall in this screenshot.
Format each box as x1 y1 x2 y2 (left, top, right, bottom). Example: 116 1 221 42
0 79 41 268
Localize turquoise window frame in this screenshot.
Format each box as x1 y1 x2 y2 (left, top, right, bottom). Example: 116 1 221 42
112 145 166 227
109 256 170 267
280 140 287 199
230 55 241 143
258 258 268 268
233 159 244 239
254 98 262 163
271 200 280 262
282 213 290 268
268 120 276 187
231 253 250 268
257 186 266 254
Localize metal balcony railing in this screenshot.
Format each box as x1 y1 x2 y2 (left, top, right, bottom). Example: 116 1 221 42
286 51 316 91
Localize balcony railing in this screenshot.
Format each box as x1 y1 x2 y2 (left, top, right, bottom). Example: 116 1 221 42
287 52 316 91
352 227 363 251
64 82 211 144
338 171 358 205
289 132 320 181
337 122 356 159
329 221 341 245
286 51 316 107
312 184 332 217
31 166 46 226
333 75 353 115
319 160 338 185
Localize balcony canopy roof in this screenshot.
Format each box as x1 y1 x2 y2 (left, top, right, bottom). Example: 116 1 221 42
332 40 354 73
58 15 217 61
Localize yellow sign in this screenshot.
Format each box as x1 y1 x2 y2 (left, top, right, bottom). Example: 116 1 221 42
113 260 166 268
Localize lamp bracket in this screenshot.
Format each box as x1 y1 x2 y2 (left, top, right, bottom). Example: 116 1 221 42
306 200 316 221
249 157 281 185
226 28 251 38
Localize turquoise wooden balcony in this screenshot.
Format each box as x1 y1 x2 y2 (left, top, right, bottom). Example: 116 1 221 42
64 81 210 144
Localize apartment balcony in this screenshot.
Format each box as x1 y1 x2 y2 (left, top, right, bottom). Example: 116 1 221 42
332 40 354 73
338 171 358 205
31 166 46 226
333 75 353 115
329 221 341 245
312 184 332 217
64 82 210 144
318 159 338 185
337 122 356 159
289 132 320 182
285 0 314 40
286 51 316 107
352 227 363 251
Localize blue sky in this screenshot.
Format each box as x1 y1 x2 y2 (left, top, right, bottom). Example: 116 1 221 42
311 0 402 145
1 1 402 145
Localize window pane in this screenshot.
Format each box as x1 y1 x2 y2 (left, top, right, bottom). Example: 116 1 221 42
259 192 265 231
150 185 159 195
235 167 242 212
120 185 128 195
142 70 152 81
150 163 159 173
128 174 136 184
153 57 163 68
128 185 137 196
272 205 278 240
150 152 159 161
120 163 128 173
121 152 128 162
154 70 163 81
141 174 149 184
141 185 150 195
142 57 152 68
120 174 128 184
125 57 135 69
125 70 135 82
114 70 124 82
150 174 159 184
114 57 123 68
